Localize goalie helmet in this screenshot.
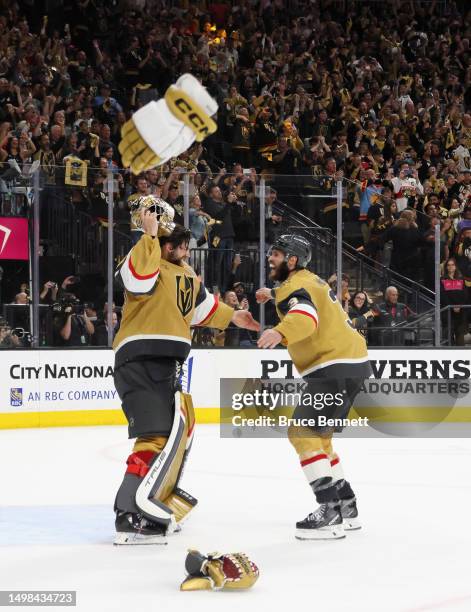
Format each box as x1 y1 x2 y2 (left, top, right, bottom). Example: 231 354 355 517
130 195 176 237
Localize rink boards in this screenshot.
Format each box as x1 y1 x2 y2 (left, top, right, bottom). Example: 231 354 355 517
0 348 470 428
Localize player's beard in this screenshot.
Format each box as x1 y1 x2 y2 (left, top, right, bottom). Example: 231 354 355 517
270 260 290 282
166 251 185 264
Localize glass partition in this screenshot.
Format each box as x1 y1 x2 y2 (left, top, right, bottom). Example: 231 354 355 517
0 162 462 349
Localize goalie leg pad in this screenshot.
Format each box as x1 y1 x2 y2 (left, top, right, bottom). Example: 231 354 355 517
135 391 196 532
114 448 163 514
160 393 197 525
163 487 198 525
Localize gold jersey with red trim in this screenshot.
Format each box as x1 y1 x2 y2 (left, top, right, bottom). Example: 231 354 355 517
113 234 234 367
273 269 369 377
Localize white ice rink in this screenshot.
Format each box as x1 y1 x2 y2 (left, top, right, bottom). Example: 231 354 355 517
1 424 471 612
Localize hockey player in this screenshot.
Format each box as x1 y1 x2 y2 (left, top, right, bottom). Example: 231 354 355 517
113 197 259 544
256 235 371 540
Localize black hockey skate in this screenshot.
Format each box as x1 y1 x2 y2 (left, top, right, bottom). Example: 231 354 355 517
295 503 345 540
114 512 167 546
340 498 361 531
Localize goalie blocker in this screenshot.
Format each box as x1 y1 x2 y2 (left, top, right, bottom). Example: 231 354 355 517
114 358 197 545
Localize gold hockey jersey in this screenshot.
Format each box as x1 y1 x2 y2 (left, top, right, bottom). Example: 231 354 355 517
113 234 234 367
273 269 370 377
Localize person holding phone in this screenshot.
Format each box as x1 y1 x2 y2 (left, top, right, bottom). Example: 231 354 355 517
189 194 212 282
203 184 236 291
40 280 58 304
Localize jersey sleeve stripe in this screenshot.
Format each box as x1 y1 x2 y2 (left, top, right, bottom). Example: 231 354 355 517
128 253 160 280
191 289 218 325
120 252 160 294
288 303 318 317
289 306 318 325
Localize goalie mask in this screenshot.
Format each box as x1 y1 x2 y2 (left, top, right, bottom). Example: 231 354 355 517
130 195 176 237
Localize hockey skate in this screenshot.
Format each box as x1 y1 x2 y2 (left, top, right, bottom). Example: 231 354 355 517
295 504 345 540
114 512 168 545
340 498 361 531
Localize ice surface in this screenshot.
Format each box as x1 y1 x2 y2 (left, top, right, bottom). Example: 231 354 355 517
1 425 471 612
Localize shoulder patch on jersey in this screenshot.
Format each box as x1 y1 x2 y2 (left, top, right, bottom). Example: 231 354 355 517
277 288 316 315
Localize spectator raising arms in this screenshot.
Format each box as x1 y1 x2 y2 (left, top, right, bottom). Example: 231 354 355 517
0 0 469 348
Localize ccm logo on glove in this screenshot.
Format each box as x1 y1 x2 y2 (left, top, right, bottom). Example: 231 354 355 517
166 88 217 141
176 98 210 136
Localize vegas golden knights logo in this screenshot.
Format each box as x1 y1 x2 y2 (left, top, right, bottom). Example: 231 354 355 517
176 275 194 317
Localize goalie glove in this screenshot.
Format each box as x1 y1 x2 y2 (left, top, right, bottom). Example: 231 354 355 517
180 549 259 591
119 74 217 174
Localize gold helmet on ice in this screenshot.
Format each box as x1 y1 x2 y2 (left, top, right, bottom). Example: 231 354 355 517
130 195 176 237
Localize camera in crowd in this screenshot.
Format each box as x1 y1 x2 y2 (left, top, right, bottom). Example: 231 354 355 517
0 318 32 348
11 327 32 344
51 296 84 316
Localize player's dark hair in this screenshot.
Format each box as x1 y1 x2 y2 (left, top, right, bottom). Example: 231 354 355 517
159 224 191 249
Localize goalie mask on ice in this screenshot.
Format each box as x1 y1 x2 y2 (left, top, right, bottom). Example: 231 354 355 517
114 391 196 544
119 73 218 174
180 550 259 591
130 195 175 237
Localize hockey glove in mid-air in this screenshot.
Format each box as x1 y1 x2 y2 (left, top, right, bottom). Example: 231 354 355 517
119 74 217 174
180 550 259 591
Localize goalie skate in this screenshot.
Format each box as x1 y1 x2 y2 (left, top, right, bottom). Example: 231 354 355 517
114 512 168 546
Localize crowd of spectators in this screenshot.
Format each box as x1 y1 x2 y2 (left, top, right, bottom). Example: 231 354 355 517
0 0 470 345
0 274 121 348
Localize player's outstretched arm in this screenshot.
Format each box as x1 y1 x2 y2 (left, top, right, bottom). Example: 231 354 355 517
257 328 283 349
119 74 218 174
255 287 274 304
231 309 260 331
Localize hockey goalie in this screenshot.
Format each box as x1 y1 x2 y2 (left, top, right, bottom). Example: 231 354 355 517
112 197 259 544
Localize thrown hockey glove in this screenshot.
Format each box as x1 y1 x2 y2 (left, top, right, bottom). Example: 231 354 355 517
180 549 259 591
119 74 217 174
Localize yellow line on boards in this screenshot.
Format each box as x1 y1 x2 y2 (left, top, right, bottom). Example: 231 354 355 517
0 408 220 429
2 406 471 429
